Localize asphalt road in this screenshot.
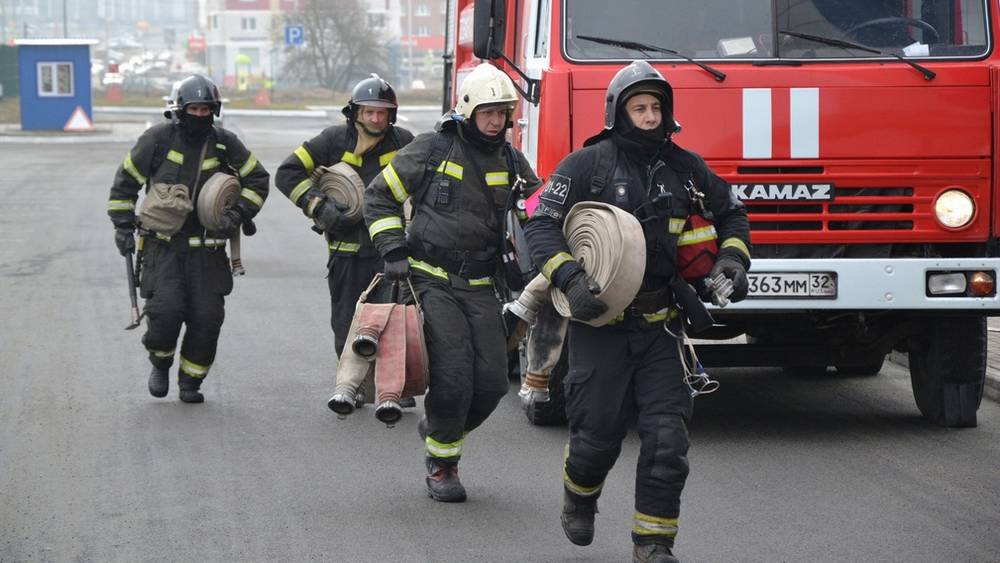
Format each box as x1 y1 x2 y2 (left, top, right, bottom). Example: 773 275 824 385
1 113 998 563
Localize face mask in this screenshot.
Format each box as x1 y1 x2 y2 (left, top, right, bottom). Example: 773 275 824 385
179 113 214 137
462 119 506 152
614 109 667 155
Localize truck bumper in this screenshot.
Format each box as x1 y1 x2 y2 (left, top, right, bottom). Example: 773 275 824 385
715 258 1000 312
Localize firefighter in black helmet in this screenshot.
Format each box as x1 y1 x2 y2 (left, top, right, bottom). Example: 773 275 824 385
524 60 751 563
275 74 414 392
107 74 270 403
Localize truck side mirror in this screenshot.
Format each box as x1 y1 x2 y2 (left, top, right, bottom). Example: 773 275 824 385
473 0 506 59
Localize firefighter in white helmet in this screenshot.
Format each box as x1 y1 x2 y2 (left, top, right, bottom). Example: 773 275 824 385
365 63 541 502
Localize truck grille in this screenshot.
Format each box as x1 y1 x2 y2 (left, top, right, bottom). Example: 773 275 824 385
747 187 915 232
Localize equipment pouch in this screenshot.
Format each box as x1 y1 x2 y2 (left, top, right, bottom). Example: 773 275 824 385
433 179 452 208
138 183 193 235
677 214 718 282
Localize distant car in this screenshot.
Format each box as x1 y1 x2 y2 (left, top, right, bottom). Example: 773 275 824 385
108 37 142 50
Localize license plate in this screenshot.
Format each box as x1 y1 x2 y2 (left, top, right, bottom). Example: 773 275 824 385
746 272 837 299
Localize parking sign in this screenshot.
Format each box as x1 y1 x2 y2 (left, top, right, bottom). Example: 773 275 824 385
284 25 304 46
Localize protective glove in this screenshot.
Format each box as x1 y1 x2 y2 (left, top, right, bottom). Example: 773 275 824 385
564 270 607 321
215 207 243 238
709 254 749 303
384 258 411 282
311 197 349 234
114 227 135 256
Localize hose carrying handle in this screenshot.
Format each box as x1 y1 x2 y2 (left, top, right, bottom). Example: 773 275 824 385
360 273 422 313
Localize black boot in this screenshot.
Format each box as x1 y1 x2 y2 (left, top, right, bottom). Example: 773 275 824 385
561 488 599 546
178 373 204 404
425 457 467 502
399 396 417 408
633 543 679 563
148 366 169 398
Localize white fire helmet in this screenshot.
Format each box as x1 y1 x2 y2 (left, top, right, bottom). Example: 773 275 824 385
454 63 518 120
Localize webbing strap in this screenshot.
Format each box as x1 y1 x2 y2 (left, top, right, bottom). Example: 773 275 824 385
589 139 617 195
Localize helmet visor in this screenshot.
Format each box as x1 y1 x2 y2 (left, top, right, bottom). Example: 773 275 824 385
356 100 397 109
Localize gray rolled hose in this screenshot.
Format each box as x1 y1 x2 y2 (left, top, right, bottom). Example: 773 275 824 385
550 201 646 327
316 161 366 224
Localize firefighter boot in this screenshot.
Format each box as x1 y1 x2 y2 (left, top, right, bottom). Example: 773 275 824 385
178 372 204 404
561 488 599 546
425 457 467 503
148 365 169 398
633 543 679 563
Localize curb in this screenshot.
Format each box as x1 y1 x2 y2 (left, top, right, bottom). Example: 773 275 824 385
888 351 1000 403
94 105 444 117
94 106 328 118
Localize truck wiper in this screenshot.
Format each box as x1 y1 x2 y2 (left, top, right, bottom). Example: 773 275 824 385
778 29 935 81
577 35 726 82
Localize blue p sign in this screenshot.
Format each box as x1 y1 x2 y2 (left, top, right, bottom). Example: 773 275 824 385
285 25 304 46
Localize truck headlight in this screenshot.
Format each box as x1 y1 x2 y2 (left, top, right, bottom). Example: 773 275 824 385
934 189 975 229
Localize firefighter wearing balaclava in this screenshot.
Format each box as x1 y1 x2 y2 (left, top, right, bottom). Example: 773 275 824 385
365 63 541 502
275 75 414 364
523 61 751 563
107 74 270 403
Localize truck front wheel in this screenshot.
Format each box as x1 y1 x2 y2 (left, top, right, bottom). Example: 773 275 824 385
908 316 986 428
524 349 568 426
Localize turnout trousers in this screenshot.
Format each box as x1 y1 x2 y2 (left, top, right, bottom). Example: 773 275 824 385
563 317 693 547
327 253 383 357
139 237 233 388
409 271 508 462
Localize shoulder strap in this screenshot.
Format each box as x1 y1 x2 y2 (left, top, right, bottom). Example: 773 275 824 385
415 132 454 196
590 139 617 195
211 126 239 175
150 125 177 183
502 143 527 212
665 144 709 216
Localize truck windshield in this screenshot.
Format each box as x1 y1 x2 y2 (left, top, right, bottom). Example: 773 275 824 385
564 0 989 61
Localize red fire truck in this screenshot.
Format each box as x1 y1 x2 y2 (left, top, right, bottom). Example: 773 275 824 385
446 0 999 427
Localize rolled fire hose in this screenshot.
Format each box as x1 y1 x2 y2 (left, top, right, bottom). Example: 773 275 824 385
316 162 366 224
197 172 245 275
513 203 645 402
549 201 646 327
328 275 428 423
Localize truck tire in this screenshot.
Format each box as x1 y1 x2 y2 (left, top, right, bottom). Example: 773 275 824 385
908 316 986 428
524 348 568 427
508 347 522 381
782 365 829 377
836 355 885 376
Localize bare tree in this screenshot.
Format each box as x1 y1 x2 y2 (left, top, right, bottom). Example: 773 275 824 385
280 0 387 91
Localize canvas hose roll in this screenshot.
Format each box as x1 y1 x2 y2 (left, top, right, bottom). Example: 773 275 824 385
549 201 647 327
327 275 428 425
197 172 246 275
314 162 366 225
